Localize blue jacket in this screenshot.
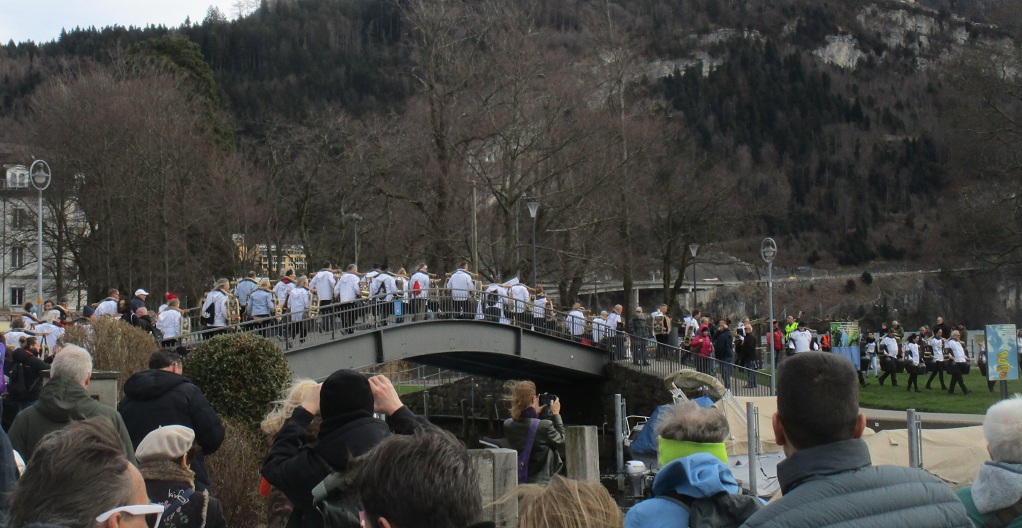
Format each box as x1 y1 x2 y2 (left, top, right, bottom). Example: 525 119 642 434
625 453 739 528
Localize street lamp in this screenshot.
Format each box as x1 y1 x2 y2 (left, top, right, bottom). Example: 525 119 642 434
348 213 363 268
527 199 539 287
761 237 777 395
29 160 52 312
688 243 699 309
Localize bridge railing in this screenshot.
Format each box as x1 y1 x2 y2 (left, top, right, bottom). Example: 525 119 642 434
170 288 771 394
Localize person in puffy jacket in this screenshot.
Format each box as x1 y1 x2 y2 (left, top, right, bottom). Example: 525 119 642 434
689 326 714 376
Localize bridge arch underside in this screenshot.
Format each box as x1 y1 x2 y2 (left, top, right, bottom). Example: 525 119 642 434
284 320 608 383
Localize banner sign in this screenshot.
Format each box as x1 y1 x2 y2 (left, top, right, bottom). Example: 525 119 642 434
831 322 861 369
986 324 1018 381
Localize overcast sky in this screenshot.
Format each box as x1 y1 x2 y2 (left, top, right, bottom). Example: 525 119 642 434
1 1 243 44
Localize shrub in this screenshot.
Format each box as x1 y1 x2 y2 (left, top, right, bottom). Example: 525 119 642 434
206 418 268 527
844 279 857 293
184 333 291 430
62 318 158 397
861 271 873 285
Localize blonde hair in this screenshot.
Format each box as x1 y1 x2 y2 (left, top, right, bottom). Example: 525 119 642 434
507 380 537 421
514 476 622 528
259 279 272 289
260 379 319 435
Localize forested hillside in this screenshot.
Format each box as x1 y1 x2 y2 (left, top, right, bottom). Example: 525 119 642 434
1 0 1021 318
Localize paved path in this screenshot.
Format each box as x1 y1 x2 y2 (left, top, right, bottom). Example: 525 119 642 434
862 407 983 426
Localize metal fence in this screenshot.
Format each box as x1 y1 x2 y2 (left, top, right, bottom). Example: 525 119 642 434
170 288 771 393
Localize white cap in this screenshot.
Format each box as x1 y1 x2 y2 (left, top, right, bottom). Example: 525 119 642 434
134 289 149 297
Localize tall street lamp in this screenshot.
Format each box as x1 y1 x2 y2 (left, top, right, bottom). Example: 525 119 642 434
527 199 540 287
29 160 52 311
688 243 699 309
761 237 777 395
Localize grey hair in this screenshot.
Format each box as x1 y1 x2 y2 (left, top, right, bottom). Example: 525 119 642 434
214 278 229 289
51 344 93 386
985 395 1022 462
655 401 729 443
347 264 358 272
951 330 961 338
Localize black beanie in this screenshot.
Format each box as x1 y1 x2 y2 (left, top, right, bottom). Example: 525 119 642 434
319 369 374 434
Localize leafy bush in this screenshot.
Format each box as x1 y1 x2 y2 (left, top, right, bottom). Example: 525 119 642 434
206 419 268 527
184 333 291 430
844 279 857 294
62 318 158 397
861 271 873 285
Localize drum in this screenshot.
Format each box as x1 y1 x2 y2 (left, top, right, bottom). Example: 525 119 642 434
652 315 666 335
309 291 321 318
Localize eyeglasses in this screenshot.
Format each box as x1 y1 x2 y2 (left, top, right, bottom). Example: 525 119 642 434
96 504 164 527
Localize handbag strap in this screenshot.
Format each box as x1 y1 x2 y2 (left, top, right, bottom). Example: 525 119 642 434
517 419 540 484
163 488 197 521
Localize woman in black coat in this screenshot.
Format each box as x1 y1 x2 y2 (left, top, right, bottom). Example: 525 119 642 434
738 323 759 388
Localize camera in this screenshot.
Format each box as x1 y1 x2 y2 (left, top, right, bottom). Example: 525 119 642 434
538 393 557 419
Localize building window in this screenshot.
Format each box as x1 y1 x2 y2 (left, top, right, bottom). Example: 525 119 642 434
11 208 31 229
10 288 23 306
10 247 25 268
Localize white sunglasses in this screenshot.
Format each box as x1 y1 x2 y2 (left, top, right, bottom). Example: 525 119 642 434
95 503 164 527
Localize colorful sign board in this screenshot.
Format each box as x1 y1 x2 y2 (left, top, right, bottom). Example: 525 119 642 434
986 324 1018 381
831 321 861 369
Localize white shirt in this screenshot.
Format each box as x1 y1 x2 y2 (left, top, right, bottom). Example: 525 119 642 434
509 284 531 313
202 290 229 327
274 279 295 305
906 342 920 366
94 299 119 317
370 273 399 301
287 287 311 321
157 309 183 340
5 331 28 349
948 339 968 363
592 317 608 343
410 271 431 299
682 316 700 337
606 312 622 337
533 297 547 317
566 310 585 336
880 335 900 357
791 329 812 353
334 273 362 303
929 337 944 361
446 269 475 301
33 323 64 352
310 269 337 302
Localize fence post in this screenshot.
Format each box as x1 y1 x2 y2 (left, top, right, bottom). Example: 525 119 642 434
746 401 758 496
469 448 518 528
566 426 600 483
614 393 624 481
907 408 920 468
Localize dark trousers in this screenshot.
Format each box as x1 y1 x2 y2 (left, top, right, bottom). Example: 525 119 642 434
338 301 359 333
484 306 501 323
632 338 649 365
455 299 473 320
744 359 758 387
878 368 897 386
926 363 946 389
949 363 969 393
719 356 734 390
655 334 670 358
906 366 919 391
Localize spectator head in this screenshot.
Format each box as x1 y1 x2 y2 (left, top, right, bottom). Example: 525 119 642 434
952 330 961 340
135 307 147 317
614 305 623 314
51 345 93 387
261 378 319 436
786 315 794 323
81 305 96 319
108 288 120 299
23 337 37 352
149 349 184 373
9 418 154 528
508 380 538 421
983 395 1022 463
655 401 729 466
775 352 865 455
353 426 482 528
134 289 148 299
319 370 374 436
136 425 196 467
514 475 622 528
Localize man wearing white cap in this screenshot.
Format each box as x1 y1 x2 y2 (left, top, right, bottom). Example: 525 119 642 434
130 289 149 312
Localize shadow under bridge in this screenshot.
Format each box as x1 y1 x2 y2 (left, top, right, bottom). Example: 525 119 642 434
283 319 610 383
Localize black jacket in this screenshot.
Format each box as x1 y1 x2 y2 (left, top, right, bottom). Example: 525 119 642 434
141 460 227 528
6 348 50 402
715 328 734 360
118 370 225 489
261 406 421 528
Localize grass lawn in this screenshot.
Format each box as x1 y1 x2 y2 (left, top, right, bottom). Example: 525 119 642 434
395 384 425 396
859 371 1022 415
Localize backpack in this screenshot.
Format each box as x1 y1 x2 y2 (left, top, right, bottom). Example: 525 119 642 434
8 361 38 401
658 490 763 528
200 292 219 327
311 471 362 528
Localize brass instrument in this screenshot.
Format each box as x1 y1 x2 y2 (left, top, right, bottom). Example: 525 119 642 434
179 307 192 335
309 290 321 318
683 322 696 348
227 293 242 325
274 296 283 316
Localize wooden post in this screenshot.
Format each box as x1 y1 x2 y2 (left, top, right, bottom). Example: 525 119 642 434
565 426 600 483
469 448 518 528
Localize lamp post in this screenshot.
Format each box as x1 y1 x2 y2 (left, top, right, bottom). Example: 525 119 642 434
347 213 363 268
761 237 777 395
688 243 699 309
29 160 52 311
527 199 539 287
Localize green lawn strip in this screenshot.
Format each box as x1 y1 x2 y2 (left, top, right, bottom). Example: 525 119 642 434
858 372 1021 415
395 384 425 395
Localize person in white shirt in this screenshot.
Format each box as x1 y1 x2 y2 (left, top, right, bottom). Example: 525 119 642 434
592 311 609 346
482 283 503 323
904 333 922 392
606 305 624 359
566 304 586 340
156 299 184 346
93 289 120 317
287 276 312 342
947 330 971 395
445 262 475 320
234 271 259 319
878 329 901 387
200 279 230 339
926 329 947 390
273 270 296 310
409 263 431 321
370 265 399 325
509 283 531 328
309 262 337 330
790 323 813 354
532 288 548 332
334 264 364 333
682 309 701 345
33 314 64 356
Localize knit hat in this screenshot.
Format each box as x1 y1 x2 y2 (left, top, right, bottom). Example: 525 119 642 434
136 425 195 463
319 369 374 435
81 305 95 318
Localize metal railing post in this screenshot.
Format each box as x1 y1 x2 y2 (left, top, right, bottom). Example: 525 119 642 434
746 401 758 496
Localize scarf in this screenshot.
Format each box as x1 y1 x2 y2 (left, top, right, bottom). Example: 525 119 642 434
139 459 195 489
523 407 538 420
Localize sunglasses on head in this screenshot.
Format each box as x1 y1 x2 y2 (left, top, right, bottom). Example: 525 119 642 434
96 504 164 528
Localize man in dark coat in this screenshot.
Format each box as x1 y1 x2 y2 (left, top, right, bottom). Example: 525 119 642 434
118 350 224 490
714 319 735 390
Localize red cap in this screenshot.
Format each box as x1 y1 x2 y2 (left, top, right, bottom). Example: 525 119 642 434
166 292 179 300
